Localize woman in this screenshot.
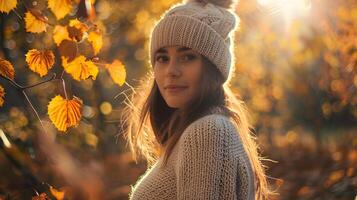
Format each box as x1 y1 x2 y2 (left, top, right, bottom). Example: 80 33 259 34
121 0 277 199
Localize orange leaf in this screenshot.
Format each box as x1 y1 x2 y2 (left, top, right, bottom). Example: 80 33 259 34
53 25 71 46
0 85 5 107
105 60 126 86
25 49 55 77
0 58 15 79
49 186 65 200
47 95 83 132
87 30 103 55
32 193 50 200
61 56 98 81
68 19 88 42
48 0 72 20
24 10 47 33
0 0 17 13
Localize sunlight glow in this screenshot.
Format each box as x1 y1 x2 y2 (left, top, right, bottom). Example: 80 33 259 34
257 0 312 22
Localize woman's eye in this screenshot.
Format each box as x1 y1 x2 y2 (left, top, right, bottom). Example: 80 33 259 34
156 55 168 63
180 54 196 62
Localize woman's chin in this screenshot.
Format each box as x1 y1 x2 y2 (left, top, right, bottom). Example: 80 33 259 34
165 100 185 109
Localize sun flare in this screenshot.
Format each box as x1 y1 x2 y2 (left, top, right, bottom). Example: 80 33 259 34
257 0 312 22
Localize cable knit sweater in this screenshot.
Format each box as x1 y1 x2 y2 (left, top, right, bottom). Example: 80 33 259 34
128 111 255 200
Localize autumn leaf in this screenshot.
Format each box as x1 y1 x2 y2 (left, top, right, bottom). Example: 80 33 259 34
58 39 77 62
0 0 17 13
48 95 83 132
69 19 89 32
68 19 89 42
53 25 71 46
32 193 50 200
0 85 5 107
48 0 72 20
105 59 126 86
0 58 15 79
87 30 103 55
61 56 98 81
24 10 48 33
49 186 65 200
25 49 55 77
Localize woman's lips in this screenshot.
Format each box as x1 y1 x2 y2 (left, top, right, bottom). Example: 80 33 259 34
165 86 188 93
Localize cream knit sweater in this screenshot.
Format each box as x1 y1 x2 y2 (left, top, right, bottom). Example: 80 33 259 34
128 111 255 200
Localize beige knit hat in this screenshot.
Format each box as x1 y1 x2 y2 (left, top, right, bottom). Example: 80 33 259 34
149 0 240 82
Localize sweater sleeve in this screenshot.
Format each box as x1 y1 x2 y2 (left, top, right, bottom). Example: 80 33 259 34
175 114 229 200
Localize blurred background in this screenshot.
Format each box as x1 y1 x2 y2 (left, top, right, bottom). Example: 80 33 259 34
0 0 356 199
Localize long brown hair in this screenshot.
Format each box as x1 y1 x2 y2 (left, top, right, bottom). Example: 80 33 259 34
120 56 278 200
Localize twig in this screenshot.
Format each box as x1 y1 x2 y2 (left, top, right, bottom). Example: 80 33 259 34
22 73 57 90
22 90 47 133
62 78 68 99
0 73 57 90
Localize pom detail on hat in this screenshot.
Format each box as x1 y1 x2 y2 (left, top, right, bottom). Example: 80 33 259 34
185 0 238 9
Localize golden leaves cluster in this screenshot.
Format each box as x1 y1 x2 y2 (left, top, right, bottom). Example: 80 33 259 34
54 19 103 57
48 95 83 132
1 0 127 133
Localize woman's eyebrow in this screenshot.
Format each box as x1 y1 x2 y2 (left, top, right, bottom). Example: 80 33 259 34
156 48 167 54
176 47 191 53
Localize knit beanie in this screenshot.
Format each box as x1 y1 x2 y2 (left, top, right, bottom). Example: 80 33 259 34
149 0 240 82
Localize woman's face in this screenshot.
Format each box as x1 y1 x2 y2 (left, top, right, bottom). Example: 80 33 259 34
154 45 203 109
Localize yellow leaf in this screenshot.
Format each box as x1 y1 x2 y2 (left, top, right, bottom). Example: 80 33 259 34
87 30 103 55
0 0 17 13
48 95 83 132
0 58 15 79
53 25 71 46
105 60 126 86
49 186 65 200
69 19 88 31
61 56 98 81
24 11 47 33
0 85 5 107
48 0 72 20
25 49 55 77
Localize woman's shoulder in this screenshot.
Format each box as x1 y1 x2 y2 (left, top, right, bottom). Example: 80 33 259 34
182 107 238 141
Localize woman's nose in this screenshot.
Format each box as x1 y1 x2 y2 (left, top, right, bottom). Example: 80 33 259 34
166 59 181 77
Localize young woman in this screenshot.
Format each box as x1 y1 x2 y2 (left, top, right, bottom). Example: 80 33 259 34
121 0 277 199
